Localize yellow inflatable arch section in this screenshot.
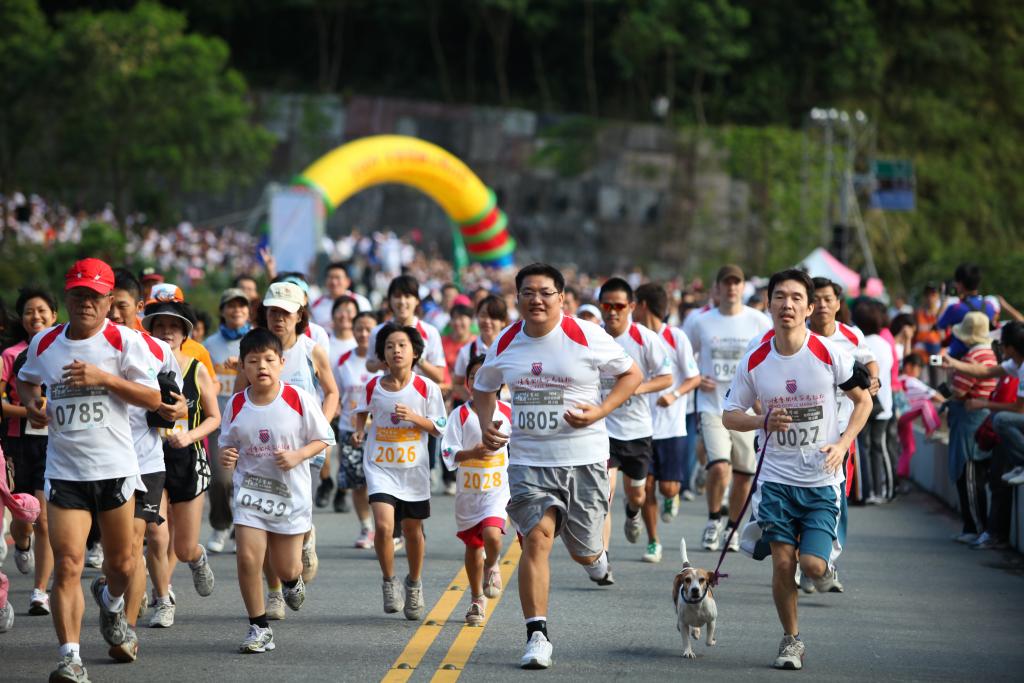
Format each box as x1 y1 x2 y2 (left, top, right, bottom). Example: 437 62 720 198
294 135 515 266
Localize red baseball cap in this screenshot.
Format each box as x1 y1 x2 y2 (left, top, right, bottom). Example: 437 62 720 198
64 258 115 295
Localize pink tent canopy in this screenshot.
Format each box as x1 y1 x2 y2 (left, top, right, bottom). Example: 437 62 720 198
799 247 884 298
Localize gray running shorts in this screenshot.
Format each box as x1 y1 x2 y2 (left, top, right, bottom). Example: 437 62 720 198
506 462 609 558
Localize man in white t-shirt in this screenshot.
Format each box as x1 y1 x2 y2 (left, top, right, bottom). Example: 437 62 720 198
683 265 771 552
633 283 701 563
722 269 871 671
596 278 673 554
17 258 166 683
473 263 641 671
310 262 372 327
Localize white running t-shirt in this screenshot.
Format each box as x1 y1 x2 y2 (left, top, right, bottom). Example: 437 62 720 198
473 315 634 467
441 401 512 531
454 337 492 380
18 321 160 482
724 331 854 488
310 292 372 328
649 324 699 439
601 323 671 441
686 306 771 415
219 382 334 534
355 374 446 501
128 331 182 475
281 334 320 397
333 348 381 431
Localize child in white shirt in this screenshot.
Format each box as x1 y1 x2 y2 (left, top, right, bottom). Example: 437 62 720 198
442 354 511 625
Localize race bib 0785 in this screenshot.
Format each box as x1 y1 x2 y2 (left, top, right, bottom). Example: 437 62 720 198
48 383 112 434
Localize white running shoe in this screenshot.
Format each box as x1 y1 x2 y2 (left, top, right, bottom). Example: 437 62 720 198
354 528 374 549
266 591 286 621
701 519 722 551
149 599 175 628
85 544 104 569
190 546 215 596
727 528 741 552
206 528 231 554
520 631 553 669
813 567 845 593
382 576 404 614
0 513 9 567
1001 465 1024 482
642 542 663 563
403 576 424 621
0 602 13 633
483 565 503 598
14 539 33 574
465 596 486 625
301 526 319 584
773 634 805 670
49 655 89 682
29 589 50 615
283 576 305 611
799 568 816 594
393 536 405 553
239 624 275 654
1009 469 1024 486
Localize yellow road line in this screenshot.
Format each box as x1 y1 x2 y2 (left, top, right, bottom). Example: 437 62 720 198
381 566 471 683
430 542 523 682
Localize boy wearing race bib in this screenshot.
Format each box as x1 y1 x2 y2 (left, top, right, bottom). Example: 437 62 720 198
722 269 871 671
219 329 335 654
441 354 511 626
352 324 446 622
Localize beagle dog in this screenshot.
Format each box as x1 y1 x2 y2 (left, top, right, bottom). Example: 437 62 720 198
673 537 717 659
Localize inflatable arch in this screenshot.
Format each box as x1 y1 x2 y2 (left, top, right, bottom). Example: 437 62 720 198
294 135 515 267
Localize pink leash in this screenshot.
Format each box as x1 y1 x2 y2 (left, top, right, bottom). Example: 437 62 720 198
709 409 771 588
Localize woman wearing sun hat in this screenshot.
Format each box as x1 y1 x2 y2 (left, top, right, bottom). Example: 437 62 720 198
947 311 998 543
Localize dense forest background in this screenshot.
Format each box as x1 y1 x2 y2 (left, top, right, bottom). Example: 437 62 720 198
4 0 1024 296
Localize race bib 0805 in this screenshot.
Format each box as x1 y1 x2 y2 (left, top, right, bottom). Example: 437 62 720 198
48 383 112 434
512 389 563 435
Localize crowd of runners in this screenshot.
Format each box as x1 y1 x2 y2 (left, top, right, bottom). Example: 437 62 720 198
1 249 1021 681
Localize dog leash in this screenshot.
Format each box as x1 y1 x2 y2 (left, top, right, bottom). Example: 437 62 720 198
709 409 772 588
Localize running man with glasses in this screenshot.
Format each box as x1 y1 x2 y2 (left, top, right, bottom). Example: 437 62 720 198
473 263 641 670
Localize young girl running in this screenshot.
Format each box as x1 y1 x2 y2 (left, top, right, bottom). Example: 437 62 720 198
333 311 381 547
441 354 511 625
353 324 445 621
142 300 221 624
219 328 334 653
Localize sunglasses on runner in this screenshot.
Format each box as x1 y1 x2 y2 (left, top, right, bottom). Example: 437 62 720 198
600 302 629 312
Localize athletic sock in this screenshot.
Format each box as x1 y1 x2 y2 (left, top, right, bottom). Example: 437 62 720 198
282 578 299 590
59 643 81 663
625 504 640 518
405 575 421 588
360 517 373 532
525 616 548 641
726 519 737 530
156 594 172 606
101 586 124 613
583 551 609 580
249 614 269 629
188 547 207 570
708 510 722 521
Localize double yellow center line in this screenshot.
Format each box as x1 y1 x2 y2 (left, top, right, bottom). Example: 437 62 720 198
381 542 522 682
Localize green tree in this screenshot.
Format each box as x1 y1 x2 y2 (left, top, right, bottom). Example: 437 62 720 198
0 0 55 191
53 1 275 219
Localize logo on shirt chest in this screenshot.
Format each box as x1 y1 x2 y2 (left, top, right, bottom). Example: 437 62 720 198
786 379 798 394
390 411 401 425
259 429 271 443
531 362 543 376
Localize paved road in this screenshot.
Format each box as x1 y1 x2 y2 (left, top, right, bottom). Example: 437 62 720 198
3 486 1023 682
